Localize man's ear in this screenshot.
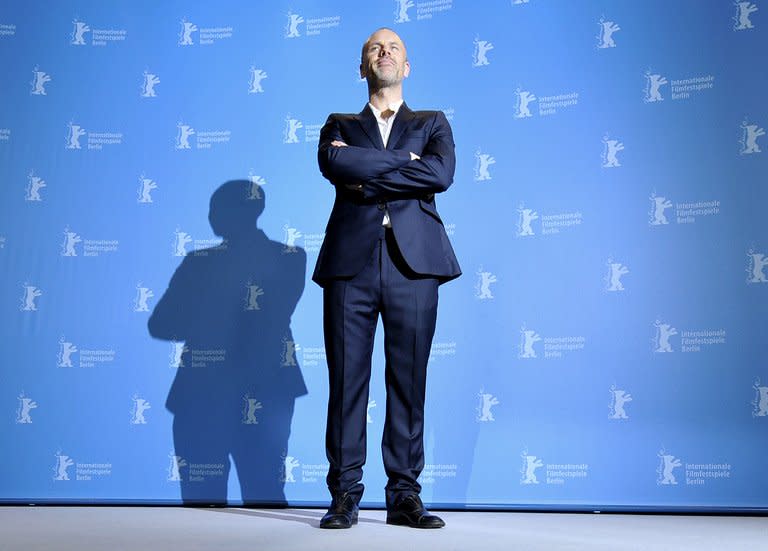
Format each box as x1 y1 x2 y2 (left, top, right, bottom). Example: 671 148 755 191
359 63 366 79
403 60 411 78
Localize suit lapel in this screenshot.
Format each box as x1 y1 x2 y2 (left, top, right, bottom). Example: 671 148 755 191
386 102 415 150
357 104 384 150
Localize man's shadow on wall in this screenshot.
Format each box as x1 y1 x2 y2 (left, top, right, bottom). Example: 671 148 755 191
148 180 307 506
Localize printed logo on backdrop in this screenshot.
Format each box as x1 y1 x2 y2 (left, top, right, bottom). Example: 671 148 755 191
520 449 589 485
60 226 118 257
57 336 116 368
302 230 324 254
130 394 151 424
439 107 456 122
651 320 677 353
474 148 495 181
175 121 231 150
282 223 303 254
601 134 624 168
137 174 157 203
643 69 715 102
169 342 188 368
429 341 456 363
70 18 126 46
656 448 682 484
746 248 768 283
395 0 415 22
394 0 453 23
177 18 232 46
475 267 497 299
651 319 726 353
171 229 221 257
167 453 226 483
281 336 299 367
0 235 5 249
283 115 303 143
734 1 759 30
71 19 90 45
167 453 187 481
53 451 112 481
421 464 458 485
133 283 154 312
241 393 263 424
0 128 10 142
516 203 582 236
248 172 267 199
20 283 43 311
281 455 329 483
0 23 16 37
752 378 768 417
281 454 301 483
648 192 720 225
512 0 531 4
284 10 340 38
301 346 326 367
140 70 160 98
30 66 52 95
26 170 47 202
248 66 267 94
16 393 38 424
476 389 499 422
518 324 586 360
367 399 377 424
244 280 265 311
472 36 494 67
597 16 620 48
514 87 579 118
283 114 322 143
53 452 75 480
609 385 632 419
516 204 538 235
166 343 226 369
656 448 731 486
740 119 764 154
604 258 629 292
65 121 123 150
283 222 325 254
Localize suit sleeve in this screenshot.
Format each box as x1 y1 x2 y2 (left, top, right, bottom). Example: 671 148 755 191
361 111 455 200
317 115 412 184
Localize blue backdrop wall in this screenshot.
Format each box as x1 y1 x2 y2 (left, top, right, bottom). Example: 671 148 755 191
1 0 767 510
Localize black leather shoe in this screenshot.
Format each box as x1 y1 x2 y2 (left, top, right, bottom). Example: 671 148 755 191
386 494 445 529
319 493 359 529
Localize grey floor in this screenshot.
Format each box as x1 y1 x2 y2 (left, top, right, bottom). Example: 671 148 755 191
1 506 766 551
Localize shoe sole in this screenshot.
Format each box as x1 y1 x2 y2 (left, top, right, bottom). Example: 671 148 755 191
386 515 445 529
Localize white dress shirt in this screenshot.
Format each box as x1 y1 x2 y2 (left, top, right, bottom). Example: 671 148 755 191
368 100 404 227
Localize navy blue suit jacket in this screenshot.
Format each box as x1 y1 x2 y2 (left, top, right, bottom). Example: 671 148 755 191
313 103 461 285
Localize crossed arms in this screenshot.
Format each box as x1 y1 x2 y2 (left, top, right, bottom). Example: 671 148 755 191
317 111 456 201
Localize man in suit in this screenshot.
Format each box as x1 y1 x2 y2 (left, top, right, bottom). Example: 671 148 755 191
314 28 460 529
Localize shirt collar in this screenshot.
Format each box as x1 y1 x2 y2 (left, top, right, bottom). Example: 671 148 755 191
368 99 404 120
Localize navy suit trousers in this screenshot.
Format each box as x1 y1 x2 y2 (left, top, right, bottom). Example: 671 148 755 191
323 226 439 508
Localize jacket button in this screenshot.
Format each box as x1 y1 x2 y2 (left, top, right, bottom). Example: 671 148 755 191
377 202 386 211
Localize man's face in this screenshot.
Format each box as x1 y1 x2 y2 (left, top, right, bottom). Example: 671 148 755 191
360 29 410 87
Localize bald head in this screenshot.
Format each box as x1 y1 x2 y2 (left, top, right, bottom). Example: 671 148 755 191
361 27 407 64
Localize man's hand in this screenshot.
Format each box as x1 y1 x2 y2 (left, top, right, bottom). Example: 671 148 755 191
334 140 359 192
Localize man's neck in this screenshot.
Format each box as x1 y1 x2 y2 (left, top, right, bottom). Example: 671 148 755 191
368 85 403 112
